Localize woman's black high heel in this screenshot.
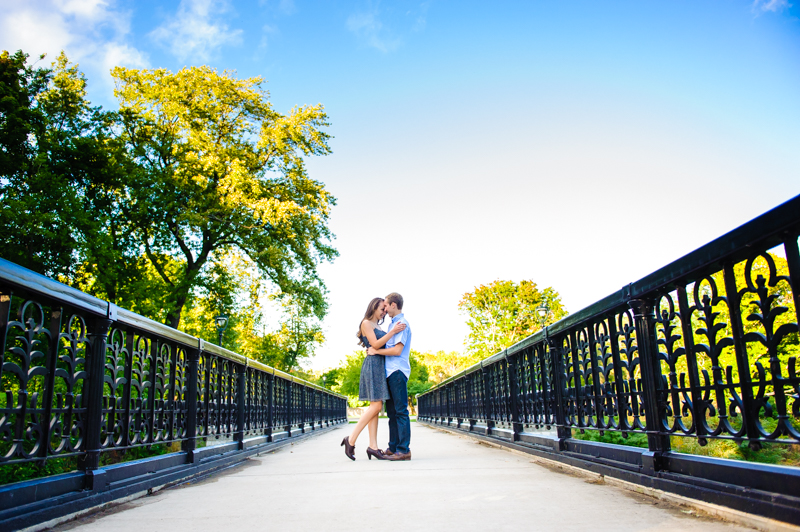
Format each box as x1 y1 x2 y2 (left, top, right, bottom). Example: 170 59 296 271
341 437 356 461
366 447 386 460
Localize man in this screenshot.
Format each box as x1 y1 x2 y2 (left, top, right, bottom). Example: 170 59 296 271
367 292 412 461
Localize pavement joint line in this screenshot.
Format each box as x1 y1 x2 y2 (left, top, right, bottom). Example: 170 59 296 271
421 422 800 532
232 466 533 477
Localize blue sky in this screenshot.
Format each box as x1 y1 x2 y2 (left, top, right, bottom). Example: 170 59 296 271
2 0 799 370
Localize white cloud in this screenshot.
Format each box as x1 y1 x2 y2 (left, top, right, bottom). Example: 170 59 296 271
752 0 791 12
258 0 296 15
0 6 76 59
0 0 148 94
101 42 148 74
277 0 296 15
411 1 429 32
54 0 111 20
258 24 279 54
149 0 243 62
346 9 401 53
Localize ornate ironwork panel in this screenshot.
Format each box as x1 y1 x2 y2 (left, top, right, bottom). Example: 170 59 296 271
417 197 800 453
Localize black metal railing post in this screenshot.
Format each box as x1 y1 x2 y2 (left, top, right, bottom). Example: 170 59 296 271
629 298 670 472
317 390 322 428
183 340 201 461
234 362 246 448
267 373 274 441
446 382 452 425
536 341 551 429
507 352 523 440
481 362 493 435
78 304 114 489
455 380 462 428
300 384 306 433
466 372 475 430
311 389 317 430
285 382 293 435
549 333 571 446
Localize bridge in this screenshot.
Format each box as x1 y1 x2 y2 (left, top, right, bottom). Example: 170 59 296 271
0 194 799 531
44 419 770 532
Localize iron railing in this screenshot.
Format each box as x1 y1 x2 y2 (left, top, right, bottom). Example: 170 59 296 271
417 194 800 524
0 258 347 473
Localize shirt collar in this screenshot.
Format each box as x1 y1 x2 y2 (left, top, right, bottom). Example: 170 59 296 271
392 313 405 323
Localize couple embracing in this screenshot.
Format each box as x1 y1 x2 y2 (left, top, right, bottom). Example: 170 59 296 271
341 292 412 461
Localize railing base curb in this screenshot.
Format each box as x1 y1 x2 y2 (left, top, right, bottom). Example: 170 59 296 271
419 419 800 530
3 421 346 532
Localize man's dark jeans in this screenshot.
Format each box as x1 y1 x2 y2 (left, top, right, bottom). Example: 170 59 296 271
385 370 411 454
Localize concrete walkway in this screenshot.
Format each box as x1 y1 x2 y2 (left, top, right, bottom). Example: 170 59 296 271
55 420 757 532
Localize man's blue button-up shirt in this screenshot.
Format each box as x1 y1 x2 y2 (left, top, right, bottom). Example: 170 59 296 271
385 313 411 379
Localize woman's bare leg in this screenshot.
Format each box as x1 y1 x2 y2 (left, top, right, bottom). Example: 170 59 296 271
367 409 380 450
348 401 382 446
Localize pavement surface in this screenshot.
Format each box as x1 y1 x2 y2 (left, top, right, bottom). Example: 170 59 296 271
55 420 757 532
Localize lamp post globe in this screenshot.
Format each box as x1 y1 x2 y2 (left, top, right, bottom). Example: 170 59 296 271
214 315 229 347
536 304 549 330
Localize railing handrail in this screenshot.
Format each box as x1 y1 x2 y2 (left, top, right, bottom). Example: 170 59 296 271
424 192 800 392
0 257 345 399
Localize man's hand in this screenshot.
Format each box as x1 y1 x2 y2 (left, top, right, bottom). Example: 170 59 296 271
367 347 377 356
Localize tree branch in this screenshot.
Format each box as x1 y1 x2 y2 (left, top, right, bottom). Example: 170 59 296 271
143 238 174 287
167 219 195 269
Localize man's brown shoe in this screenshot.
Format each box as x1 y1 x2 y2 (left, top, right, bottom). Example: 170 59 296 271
386 451 411 461
383 448 395 456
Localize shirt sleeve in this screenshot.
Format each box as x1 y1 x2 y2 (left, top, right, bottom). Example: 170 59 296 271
392 321 410 347
383 322 411 349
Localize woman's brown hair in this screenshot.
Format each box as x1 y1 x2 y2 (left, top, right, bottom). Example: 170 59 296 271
356 297 385 347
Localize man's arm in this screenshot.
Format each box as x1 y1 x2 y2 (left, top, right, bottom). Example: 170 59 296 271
367 343 403 356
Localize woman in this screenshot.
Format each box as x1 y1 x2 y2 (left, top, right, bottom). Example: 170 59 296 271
341 297 406 460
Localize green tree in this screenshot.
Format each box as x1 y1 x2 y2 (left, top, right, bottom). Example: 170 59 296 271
0 52 331 371
325 350 433 411
0 51 128 279
271 295 325 371
335 351 366 406
407 352 432 410
112 65 337 328
318 367 342 390
415 350 483 384
459 280 568 359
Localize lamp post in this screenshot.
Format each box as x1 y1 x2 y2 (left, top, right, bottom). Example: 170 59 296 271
322 375 327 389
536 303 549 331
214 315 228 347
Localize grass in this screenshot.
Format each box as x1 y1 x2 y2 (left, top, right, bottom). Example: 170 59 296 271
670 436 800 466
0 441 184 486
571 428 800 467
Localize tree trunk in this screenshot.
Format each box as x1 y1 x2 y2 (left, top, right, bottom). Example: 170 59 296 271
166 286 190 329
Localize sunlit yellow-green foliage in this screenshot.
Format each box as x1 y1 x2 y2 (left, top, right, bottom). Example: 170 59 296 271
653 251 799 437
415 350 484 384
322 350 431 408
111 64 337 329
459 280 568 360
1 51 335 374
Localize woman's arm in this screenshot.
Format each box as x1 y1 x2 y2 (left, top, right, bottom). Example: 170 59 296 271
361 321 407 352
367 344 403 357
